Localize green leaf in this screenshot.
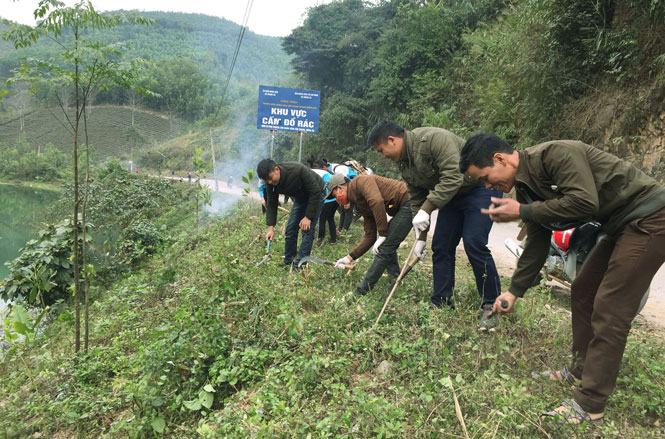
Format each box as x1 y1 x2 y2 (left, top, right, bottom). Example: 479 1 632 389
439 377 452 388
199 389 213 409
151 417 165 433
183 399 201 411
12 321 30 337
11 306 31 328
203 384 215 393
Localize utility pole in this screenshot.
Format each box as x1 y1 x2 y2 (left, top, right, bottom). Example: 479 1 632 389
210 128 219 192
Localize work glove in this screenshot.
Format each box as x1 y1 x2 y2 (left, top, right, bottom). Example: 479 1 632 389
413 240 426 260
372 236 387 255
335 256 352 269
412 209 430 234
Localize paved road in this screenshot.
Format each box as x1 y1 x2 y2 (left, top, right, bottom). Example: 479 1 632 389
430 212 665 330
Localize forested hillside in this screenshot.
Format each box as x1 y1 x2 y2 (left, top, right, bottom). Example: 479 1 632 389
278 0 665 181
0 10 292 175
0 11 291 102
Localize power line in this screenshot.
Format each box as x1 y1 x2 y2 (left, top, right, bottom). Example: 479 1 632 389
214 0 254 120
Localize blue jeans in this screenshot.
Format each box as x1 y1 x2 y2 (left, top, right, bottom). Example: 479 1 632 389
431 186 501 307
284 194 324 265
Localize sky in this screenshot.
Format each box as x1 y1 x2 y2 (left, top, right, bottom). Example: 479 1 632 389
1 0 334 37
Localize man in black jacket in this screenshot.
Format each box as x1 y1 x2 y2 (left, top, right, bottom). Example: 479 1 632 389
257 159 325 268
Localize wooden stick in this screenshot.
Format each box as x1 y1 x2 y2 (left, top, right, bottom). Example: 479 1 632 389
374 232 424 326
450 380 470 439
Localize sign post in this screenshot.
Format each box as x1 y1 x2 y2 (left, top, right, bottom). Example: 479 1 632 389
269 129 276 159
298 132 304 162
257 86 320 161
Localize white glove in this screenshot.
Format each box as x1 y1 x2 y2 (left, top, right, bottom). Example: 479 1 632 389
335 256 352 269
372 236 387 255
412 209 430 234
413 240 426 259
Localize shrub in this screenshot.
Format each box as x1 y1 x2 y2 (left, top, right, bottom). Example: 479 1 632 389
0 218 86 306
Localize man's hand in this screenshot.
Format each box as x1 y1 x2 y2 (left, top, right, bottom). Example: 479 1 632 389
335 256 352 269
265 226 275 242
480 197 521 222
493 291 517 314
299 217 312 231
413 240 426 259
372 236 386 255
412 210 430 233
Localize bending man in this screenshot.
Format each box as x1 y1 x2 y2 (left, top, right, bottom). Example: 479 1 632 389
328 173 418 296
256 159 324 269
459 133 665 425
368 120 502 330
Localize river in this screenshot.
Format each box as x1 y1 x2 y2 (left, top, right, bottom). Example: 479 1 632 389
0 183 60 310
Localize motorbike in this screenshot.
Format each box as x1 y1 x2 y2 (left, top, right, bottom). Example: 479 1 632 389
504 222 650 313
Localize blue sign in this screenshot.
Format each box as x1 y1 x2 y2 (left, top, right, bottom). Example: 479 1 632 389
257 85 320 133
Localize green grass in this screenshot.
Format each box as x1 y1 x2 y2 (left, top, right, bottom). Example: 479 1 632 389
1 201 664 438
0 106 188 161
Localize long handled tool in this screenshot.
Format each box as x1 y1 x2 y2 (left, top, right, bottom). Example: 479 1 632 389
254 239 272 268
297 256 356 270
375 232 425 326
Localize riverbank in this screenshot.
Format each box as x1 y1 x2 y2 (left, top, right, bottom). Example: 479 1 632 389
0 179 63 193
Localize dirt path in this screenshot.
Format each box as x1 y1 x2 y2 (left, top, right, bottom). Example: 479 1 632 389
429 212 665 332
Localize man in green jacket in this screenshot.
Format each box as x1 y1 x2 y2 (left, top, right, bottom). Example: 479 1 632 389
327 173 417 296
368 120 502 330
459 133 665 425
257 159 325 269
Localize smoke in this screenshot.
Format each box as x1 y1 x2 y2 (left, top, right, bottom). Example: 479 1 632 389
205 192 243 216
200 112 271 217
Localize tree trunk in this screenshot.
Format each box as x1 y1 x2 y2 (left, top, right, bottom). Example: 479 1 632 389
73 60 81 353
83 106 91 352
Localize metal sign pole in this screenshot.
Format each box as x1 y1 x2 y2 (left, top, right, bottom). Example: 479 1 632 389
298 132 303 162
270 130 275 159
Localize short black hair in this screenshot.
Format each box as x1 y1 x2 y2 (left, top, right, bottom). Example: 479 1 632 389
313 158 327 169
459 133 514 173
367 120 405 148
257 159 278 180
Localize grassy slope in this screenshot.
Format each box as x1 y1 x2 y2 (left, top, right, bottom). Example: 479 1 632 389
0 202 664 438
0 106 188 161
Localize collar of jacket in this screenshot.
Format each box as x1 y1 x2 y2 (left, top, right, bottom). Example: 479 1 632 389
398 130 414 165
514 150 533 189
346 178 359 205
275 164 287 187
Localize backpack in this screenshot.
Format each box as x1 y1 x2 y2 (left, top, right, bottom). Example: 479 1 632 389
338 160 368 176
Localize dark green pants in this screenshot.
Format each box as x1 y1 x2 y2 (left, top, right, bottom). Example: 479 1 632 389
356 201 413 294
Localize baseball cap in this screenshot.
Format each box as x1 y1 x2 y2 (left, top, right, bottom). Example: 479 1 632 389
326 174 349 199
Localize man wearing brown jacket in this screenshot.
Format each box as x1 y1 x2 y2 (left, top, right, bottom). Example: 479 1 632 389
459 133 665 425
327 173 416 296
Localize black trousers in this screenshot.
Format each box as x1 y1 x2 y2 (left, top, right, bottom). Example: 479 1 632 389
318 202 338 243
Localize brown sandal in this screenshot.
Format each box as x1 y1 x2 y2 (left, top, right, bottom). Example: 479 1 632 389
548 366 580 386
540 398 604 426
